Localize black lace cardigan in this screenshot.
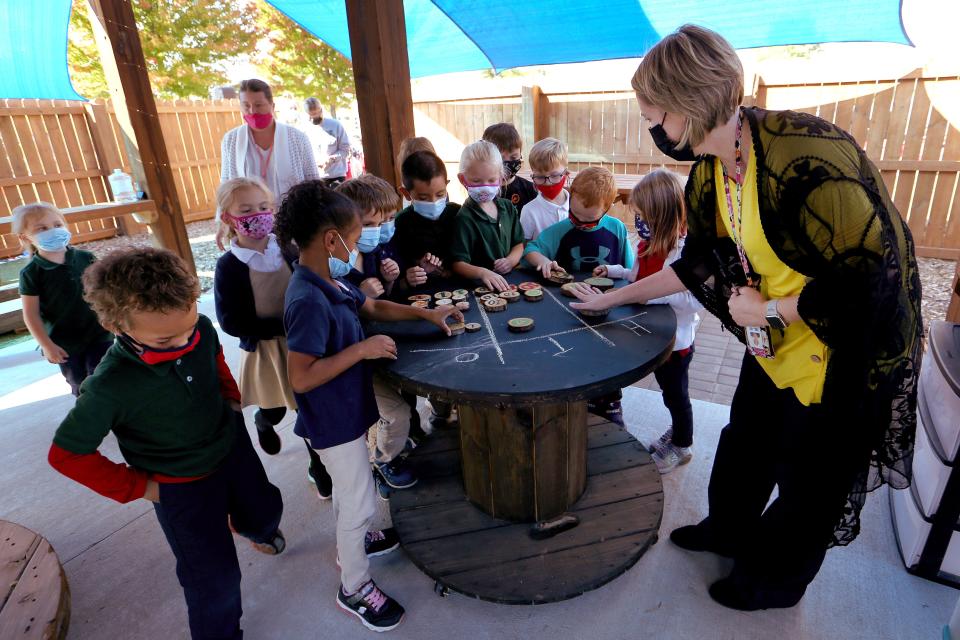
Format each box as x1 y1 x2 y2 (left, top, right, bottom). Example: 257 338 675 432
671 107 924 545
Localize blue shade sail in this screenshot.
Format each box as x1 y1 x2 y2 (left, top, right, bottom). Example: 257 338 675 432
0 0 84 100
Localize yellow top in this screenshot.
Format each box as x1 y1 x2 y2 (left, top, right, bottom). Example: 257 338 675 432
714 153 829 405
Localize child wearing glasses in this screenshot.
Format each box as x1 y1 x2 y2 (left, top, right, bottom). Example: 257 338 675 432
519 138 571 242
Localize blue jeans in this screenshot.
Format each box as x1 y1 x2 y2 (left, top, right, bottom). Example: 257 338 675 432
653 347 695 448
153 415 283 639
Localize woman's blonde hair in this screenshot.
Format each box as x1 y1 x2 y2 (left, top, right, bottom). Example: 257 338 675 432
629 169 686 259
12 202 66 253
397 136 437 168
459 140 503 180
632 24 743 149
216 176 274 242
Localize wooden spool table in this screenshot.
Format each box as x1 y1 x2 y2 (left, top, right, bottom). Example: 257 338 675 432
371 271 675 603
0 521 70 639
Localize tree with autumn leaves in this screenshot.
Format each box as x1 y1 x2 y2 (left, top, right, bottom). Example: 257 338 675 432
68 0 355 107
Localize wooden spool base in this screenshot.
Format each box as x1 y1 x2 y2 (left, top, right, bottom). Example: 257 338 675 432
390 414 663 604
0 521 70 639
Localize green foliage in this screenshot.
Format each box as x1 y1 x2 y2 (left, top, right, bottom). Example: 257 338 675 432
68 0 261 99
254 0 355 108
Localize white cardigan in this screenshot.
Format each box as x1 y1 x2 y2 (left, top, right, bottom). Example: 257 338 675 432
219 122 319 204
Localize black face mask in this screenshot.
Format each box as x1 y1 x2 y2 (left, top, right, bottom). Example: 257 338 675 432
648 119 697 162
312 117 323 125
503 159 522 177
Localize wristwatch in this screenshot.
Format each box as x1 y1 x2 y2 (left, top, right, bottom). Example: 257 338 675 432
765 298 788 330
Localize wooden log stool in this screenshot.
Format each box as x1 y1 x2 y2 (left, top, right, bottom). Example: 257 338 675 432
0 521 70 639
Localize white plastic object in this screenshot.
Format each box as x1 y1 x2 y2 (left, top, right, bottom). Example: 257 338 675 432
107 168 138 203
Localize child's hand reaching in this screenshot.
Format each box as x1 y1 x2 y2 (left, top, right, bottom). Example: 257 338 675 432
539 260 561 280
428 305 465 336
360 334 398 360
481 269 510 292
593 265 608 278
492 257 514 275
380 258 400 283
359 277 385 299
405 266 427 287
419 253 443 274
41 341 69 364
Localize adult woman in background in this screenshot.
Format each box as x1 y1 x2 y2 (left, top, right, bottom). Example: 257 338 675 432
572 25 922 610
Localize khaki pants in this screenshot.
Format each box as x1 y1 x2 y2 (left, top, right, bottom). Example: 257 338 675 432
368 376 412 464
314 434 376 593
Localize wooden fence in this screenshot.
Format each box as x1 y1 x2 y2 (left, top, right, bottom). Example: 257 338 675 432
413 70 960 260
0 98 241 259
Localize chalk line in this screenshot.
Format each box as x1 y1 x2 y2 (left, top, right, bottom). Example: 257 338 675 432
475 293 506 365
543 287 616 347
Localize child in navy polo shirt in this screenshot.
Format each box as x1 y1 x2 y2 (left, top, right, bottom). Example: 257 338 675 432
49 247 284 640
336 175 426 491
277 180 462 632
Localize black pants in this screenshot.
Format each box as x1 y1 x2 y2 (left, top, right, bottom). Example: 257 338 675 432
257 406 327 470
153 415 283 640
59 340 112 396
704 354 858 597
653 347 694 447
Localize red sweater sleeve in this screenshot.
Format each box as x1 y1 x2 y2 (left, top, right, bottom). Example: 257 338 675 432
216 346 241 404
48 443 149 504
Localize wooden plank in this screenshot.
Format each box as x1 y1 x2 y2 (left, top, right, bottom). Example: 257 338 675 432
0 531 70 640
57 114 96 204
41 112 83 206
10 105 53 203
71 112 108 203
863 83 897 158
0 200 157 234
587 440 653 476
896 80 931 239
26 110 69 208
0 521 41 608
910 80 948 248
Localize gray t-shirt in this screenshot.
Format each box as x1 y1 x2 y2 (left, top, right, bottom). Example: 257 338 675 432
309 117 351 179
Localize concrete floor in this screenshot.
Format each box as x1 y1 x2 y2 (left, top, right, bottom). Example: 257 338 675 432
0 295 954 639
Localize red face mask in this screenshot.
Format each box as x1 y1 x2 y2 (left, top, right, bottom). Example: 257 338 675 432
535 175 567 200
243 113 274 130
121 327 200 365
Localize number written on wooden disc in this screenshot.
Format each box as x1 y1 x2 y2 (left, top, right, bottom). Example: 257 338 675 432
435 291 454 300
484 298 507 312
499 291 520 303
518 282 540 291
464 322 482 332
523 289 544 301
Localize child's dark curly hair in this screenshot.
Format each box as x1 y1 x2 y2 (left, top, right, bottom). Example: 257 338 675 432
274 179 359 250
83 247 199 331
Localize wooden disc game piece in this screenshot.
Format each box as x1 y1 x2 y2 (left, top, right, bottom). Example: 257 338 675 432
577 306 610 319
583 277 615 291
474 286 492 296
508 317 535 333
451 293 467 302
408 294 432 302
518 281 540 291
523 288 544 302
434 291 454 300
499 290 520 303
480 293 500 302
453 289 469 297
447 322 465 336
456 301 470 311
412 300 430 309
464 322 482 332
484 297 507 312
435 299 453 308
507 284 519 292
546 267 575 285
561 282 579 298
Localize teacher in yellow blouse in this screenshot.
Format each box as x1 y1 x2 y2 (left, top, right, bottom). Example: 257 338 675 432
572 25 923 611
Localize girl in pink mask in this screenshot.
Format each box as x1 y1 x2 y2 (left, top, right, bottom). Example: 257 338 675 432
217 79 320 250
213 177 333 499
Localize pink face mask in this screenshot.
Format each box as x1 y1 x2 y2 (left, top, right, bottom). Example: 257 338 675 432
229 211 274 239
243 112 274 130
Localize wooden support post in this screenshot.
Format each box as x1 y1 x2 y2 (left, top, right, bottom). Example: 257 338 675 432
82 101 147 236
87 0 194 271
521 85 546 155
947 260 960 323
344 0 415 188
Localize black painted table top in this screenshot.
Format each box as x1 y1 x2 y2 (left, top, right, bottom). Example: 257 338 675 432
368 270 677 406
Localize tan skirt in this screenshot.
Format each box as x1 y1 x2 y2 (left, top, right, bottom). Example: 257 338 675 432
239 336 297 411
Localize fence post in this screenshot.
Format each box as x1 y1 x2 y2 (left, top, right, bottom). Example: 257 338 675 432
83 101 147 236
521 85 545 153
948 260 960 323
744 74 767 108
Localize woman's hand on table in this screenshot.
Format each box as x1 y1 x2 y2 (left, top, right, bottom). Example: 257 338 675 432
380 258 400 283
360 334 398 360
428 305 465 336
538 260 561 280
728 286 767 327
480 269 510 292
569 282 612 312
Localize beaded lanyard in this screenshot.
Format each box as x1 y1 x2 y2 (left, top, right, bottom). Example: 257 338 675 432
720 110 754 287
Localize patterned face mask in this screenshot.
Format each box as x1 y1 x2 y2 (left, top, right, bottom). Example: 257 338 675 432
229 211 274 239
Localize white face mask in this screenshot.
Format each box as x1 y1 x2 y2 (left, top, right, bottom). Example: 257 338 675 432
465 184 499 203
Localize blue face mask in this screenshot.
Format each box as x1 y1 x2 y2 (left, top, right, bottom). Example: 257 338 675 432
379 219 396 244
328 232 359 279
412 197 447 220
357 226 381 254
34 227 71 252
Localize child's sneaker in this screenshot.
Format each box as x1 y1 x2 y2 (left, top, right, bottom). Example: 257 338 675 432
249 529 286 555
253 410 282 455
652 443 692 474
374 459 418 489
647 427 674 454
308 461 333 500
374 471 391 501
365 527 400 557
604 400 625 427
336 580 405 632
